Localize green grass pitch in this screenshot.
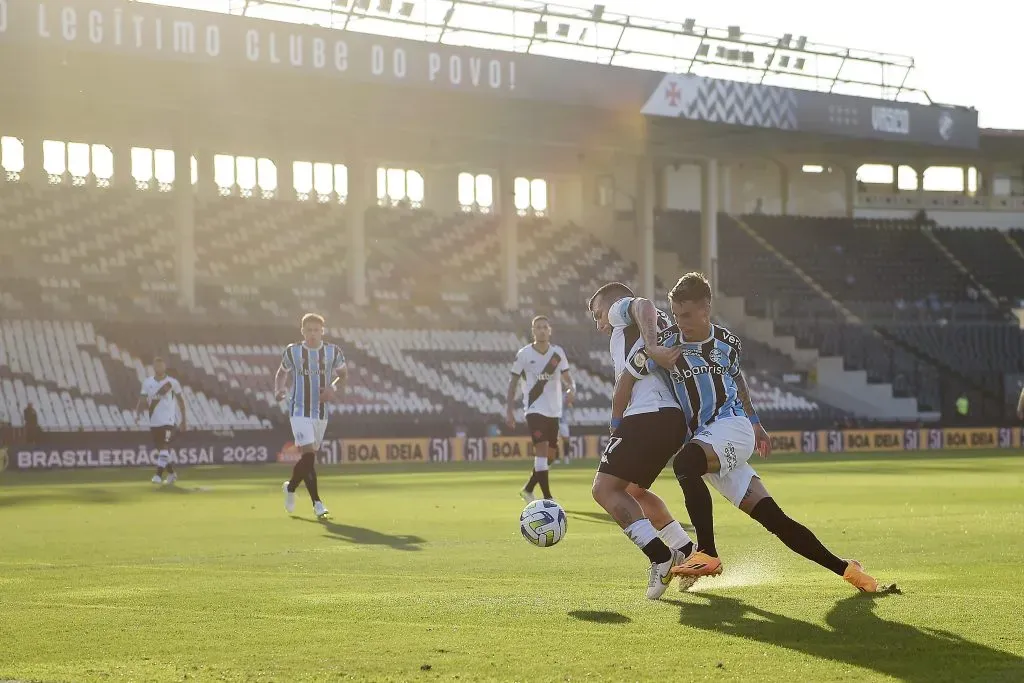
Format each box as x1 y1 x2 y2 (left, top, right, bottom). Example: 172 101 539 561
1 451 1023 682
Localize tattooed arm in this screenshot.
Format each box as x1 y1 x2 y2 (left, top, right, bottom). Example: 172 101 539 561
627 298 679 370
736 370 772 458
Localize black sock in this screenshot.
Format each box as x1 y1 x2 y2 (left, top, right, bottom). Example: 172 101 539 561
679 541 695 557
536 470 552 499
165 464 175 475
524 470 539 493
155 467 164 478
288 453 315 492
673 445 717 557
751 498 848 576
304 466 320 503
641 537 673 564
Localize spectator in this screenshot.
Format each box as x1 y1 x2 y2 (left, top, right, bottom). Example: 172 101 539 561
24 402 40 445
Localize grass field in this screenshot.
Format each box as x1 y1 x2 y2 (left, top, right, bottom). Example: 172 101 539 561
1 450 1023 682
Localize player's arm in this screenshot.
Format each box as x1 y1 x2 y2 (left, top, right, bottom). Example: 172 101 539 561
175 389 188 431
610 370 636 433
274 347 294 401
561 369 575 406
321 349 348 402
735 370 772 458
134 392 146 420
625 298 679 370
505 373 520 428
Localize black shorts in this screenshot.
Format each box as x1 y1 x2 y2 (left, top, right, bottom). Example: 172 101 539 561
525 413 560 449
151 426 176 448
598 408 686 489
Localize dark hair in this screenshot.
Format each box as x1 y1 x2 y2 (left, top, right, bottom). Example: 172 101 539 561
531 315 550 326
668 272 712 303
587 282 635 311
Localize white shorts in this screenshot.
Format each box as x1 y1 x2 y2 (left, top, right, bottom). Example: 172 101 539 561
693 416 758 508
290 417 328 448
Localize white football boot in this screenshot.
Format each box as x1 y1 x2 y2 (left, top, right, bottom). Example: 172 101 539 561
313 500 329 520
283 481 296 514
520 489 537 503
151 475 163 485
646 548 684 600
165 473 178 486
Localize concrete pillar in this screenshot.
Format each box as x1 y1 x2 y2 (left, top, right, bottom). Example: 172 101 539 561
719 163 732 214
347 159 371 307
845 165 858 218
173 145 195 310
277 159 293 201
499 168 519 311
635 156 655 300
194 149 217 199
701 158 719 296
778 163 790 216
891 164 899 194
113 143 132 189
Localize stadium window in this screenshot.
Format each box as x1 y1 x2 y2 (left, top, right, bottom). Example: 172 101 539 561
131 147 154 188
1 136 25 180
257 158 278 198
458 172 493 212
236 156 257 197
154 149 175 191
378 167 423 207
43 139 67 184
515 177 547 215
802 164 824 174
855 164 894 185
897 165 919 191
92 145 113 187
214 154 236 195
333 164 348 203
67 142 90 185
313 162 335 202
191 156 198 186
922 166 964 192
293 161 314 200
967 167 978 195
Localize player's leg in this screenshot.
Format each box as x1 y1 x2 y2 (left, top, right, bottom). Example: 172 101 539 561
522 414 549 501
738 477 881 592
163 428 177 484
593 410 687 599
625 483 694 557
535 418 559 499
671 417 755 577
284 417 316 514
151 427 169 484
305 420 329 519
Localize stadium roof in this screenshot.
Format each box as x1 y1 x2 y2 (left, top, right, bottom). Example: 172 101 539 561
132 0 931 105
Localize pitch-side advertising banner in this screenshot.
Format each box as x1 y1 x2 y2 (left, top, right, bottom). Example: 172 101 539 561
4 428 1020 470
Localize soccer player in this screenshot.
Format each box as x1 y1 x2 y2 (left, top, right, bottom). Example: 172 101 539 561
557 408 571 466
506 316 575 502
612 272 883 592
587 282 697 600
135 356 187 485
275 313 347 520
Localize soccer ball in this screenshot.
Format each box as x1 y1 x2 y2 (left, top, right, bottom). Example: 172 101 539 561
519 499 567 547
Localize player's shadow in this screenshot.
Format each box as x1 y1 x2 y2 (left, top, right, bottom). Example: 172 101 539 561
567 610 632 624
667 593 1024 682
294 517 426 551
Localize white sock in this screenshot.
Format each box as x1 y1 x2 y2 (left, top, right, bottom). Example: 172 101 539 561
156 450 169 469
658 520 693 551
623 518 659 551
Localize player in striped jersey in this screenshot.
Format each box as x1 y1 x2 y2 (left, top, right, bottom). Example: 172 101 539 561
274 313 347 520
614 272 884 592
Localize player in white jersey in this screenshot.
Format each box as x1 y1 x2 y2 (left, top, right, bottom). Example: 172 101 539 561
274 313 347 520
616 273 885 593
587 282 698 600
135 356 187 485
506 316 575 502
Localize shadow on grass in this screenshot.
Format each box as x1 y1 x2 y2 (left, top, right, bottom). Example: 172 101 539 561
293 516 426 551
568 610 632 624
667 592 1024 682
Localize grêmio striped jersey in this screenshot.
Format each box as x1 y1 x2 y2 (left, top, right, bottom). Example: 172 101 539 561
279 342 346 419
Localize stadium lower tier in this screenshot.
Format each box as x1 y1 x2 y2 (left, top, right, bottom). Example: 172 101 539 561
0 318 837 437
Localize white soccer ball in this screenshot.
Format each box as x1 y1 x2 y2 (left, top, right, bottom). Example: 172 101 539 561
519 499 567 548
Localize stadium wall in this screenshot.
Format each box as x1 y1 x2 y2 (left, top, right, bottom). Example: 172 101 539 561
3 427 1020 471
